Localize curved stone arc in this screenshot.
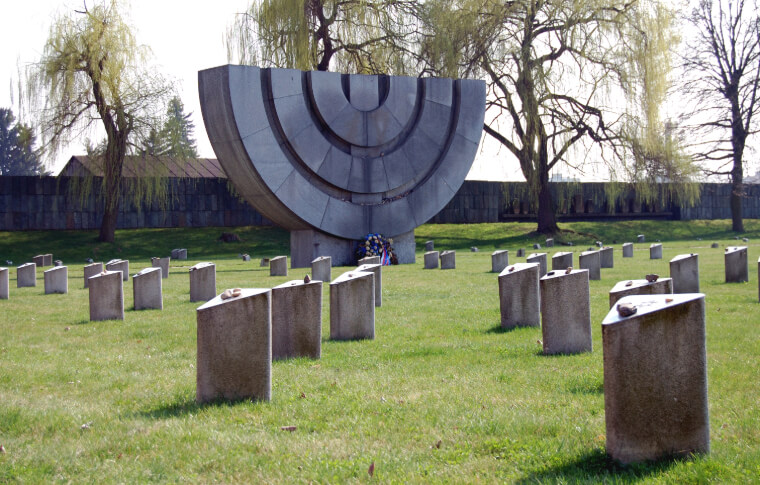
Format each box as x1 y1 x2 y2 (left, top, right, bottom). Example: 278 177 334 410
198 64 486 240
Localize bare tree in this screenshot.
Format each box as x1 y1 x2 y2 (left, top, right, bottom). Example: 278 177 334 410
681 0 760 232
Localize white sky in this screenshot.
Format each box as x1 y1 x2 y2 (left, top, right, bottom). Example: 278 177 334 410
0 0 522 181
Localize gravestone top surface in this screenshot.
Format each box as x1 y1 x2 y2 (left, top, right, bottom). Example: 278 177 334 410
18 263 35 269
609 278 673 293
356 263 381 273
90 270 120 279
527 252 546 259
580 250 598 256
44 266 66 273
498 262 539 276
134 267 161 277
553 251 572 257
274 279 322 290
190 262 215 271
603 293 705 325
197 288 270 311
670 253 698 262
331 270 374 286
311 256 331 263
541 268 587 280
725 246 747 253
198 65 486 240
492 249 508 255
106 259 124 265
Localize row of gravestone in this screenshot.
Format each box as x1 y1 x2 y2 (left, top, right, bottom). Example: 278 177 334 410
493 245 755 464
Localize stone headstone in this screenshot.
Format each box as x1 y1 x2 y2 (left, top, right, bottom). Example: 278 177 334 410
424 251 439 269
742 237 749 243
670 254 699 293
242 254 250 262
599 247 614 268
0 267 9 299
491 250 509 273
470 246 479 252
533 243 541 250
551 252 573 271
43 266 68 294
260 258 268 266
356 263 382 307
622 243 633 258
272 279 323 360
17 263 36 288
105 259 129 282
608 278 673 308
710 242 719 249
83 262 103 289
526 252 547 277
540 269 592 355
270 256 288 276
724 246 748 283
88 270 124 321
649 243 662 260
637 234 645 243
32 255 45 267
359 255 381 266
196 288 272 403
151 257 170 279
190 262 217 302
603 293 709 464
440 250 456 270
579 250 601 280
311 256 332 283
595 241 603 248
171 248 188 260
42 254 52 266
54 260 63 267
330 271 375 340
133 267 163 310
498 263 540 329
545 238 554 248
425 240 434 252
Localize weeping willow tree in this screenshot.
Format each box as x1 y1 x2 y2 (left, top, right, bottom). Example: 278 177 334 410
226 0 423 74
24 0 174 242
422 0 700 233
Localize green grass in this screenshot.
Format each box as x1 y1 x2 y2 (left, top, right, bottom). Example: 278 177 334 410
1 220 759 483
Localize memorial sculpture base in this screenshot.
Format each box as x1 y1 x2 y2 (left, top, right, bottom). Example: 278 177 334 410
291 229 415 268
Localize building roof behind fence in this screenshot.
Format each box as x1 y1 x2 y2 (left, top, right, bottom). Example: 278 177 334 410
60 155 227 178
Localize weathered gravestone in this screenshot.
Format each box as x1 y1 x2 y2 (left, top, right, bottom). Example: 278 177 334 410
670 254 700 293
724 246 748 283
440 250 456 270
133 267 163 310
83 262 103 289
356 263 382 307
32 255 45 267
189 262 217 303
0 267 9 299
545 238 554 248
171 248 188 260
106 259 129 282
516 248 525 257
311 256 332 283
608 278 673 308
151 257 170 279
42 254 52 266
17 263 36 288
358 255 381 266
603 293 709 464
552 252 573 271
491 250 509 273
622 243 633 258
650 243 663 260
526 253 547 278
199 66 486 267
330 271 375 340
579 250 601 280
599 247 614 268
259 258 268 266
88 270 124 321
270 256 288 277
54 260 63 267
637 234 645 243
424 251 439 269
196 288 272 403
540 269 592 355
272 279 323 360
498 263 540 329
44 266 67 294
425 241 434 252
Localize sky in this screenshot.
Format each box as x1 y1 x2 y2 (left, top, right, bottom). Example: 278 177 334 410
0 0 519 180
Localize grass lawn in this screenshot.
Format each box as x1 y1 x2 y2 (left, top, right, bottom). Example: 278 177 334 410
0 220 759 483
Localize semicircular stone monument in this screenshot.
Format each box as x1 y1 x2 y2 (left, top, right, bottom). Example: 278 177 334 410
199 65 486 267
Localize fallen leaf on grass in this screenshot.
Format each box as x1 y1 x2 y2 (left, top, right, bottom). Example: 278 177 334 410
368 461 375 477
280 426 297 432
300 392 306 399
0 444 5 453
433 440 442 449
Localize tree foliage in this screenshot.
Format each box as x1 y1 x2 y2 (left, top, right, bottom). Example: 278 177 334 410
679 0 760 232
142 96 198 158
421 0 699 233
25 0 174 242
226 0 423 73
0 107 48 176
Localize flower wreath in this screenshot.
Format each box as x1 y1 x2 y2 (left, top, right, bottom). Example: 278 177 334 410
356 233 397 265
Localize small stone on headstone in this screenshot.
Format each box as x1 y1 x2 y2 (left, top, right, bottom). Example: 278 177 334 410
616 302 637 317
645 274 659 283
221 288 242 300
304 274 311 283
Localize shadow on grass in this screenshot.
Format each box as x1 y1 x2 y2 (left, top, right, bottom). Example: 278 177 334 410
140 395 259 419
486 323 523 334
516 449 684 483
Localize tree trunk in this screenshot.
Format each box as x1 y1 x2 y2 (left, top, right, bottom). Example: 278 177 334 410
536 175 558 234
730 169 744 232
98 202 118 242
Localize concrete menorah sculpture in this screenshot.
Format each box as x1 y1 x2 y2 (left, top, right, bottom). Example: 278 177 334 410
199 65 486 267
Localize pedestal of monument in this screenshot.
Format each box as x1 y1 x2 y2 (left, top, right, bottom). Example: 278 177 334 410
291 229 415 268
